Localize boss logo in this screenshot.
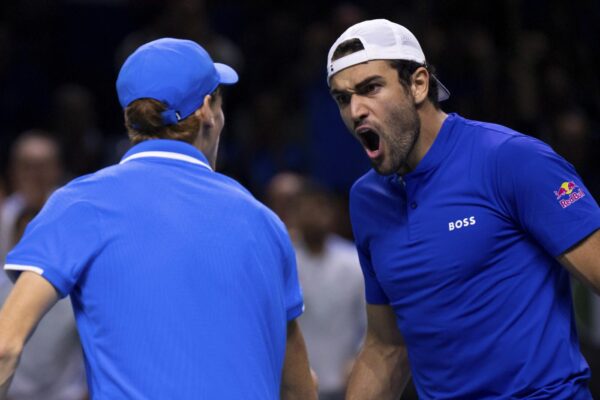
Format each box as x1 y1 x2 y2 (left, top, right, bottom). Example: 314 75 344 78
449 216 476 231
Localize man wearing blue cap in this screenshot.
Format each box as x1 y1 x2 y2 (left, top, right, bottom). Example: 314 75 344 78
0 38 316 400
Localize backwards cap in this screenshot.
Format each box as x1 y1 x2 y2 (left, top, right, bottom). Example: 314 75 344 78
116 38 239 126
327 19 449 101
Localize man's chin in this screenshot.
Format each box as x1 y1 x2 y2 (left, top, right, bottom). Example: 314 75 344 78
371 158 407 176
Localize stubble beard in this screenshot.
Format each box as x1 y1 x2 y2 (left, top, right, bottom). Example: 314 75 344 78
372 101 420 176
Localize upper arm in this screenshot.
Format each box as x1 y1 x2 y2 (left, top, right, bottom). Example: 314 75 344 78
495 136 600 257
0 272 59 348
280 319 316 400
558 229 600 294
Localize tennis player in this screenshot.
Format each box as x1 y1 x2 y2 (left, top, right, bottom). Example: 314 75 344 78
327 19 600 399
0 38 316 400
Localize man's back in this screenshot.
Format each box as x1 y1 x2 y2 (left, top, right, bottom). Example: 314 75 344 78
7 140 304 399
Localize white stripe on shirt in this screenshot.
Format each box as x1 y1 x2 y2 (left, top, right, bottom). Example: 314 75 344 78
120 151 213 171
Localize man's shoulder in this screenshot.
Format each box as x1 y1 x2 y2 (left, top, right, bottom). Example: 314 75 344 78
212 172 256 202
456 115 524 149
453 115 559 170
213 173 289 233
53 166 121 204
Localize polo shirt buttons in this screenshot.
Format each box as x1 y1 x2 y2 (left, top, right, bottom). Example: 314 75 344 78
410 202 417 209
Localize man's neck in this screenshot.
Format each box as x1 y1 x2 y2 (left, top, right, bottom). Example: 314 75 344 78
406 104 448 172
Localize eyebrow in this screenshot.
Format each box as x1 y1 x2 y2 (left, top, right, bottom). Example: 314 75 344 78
330 75 384 96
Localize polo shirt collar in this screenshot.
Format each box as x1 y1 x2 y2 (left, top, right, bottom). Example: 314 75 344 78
120 139 212 171
404 113 459 178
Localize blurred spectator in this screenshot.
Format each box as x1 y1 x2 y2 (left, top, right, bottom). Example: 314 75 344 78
266 173 365 400
0 131 63 258
0 131 86 400
263 172 307 241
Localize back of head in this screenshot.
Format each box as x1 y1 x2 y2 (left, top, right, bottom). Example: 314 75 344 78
116 38 238 144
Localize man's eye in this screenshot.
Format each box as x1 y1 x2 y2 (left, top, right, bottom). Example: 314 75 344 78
364 84 380 94
336 94 350 105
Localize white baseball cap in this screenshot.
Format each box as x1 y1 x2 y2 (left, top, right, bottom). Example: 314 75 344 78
327 19 450 101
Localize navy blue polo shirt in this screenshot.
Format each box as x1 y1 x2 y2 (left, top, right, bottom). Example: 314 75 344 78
5 139 304 400
350 114 600 399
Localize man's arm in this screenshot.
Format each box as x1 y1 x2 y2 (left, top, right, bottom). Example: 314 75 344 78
0 271 59 399
346 304 410 400
280 319 317 400
558 229 600 294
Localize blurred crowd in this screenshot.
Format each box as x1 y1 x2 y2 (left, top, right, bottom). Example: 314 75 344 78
0 0 599 398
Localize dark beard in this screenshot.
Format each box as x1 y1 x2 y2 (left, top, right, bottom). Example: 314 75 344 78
372 101 420 175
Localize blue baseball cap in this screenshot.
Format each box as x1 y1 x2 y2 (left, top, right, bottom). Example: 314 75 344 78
116 38 238 126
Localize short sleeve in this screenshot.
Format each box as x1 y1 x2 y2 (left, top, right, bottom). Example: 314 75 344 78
4 190 101 298
281 236 304 321
264 211 303 321
355 239 390 304
495 136 600 257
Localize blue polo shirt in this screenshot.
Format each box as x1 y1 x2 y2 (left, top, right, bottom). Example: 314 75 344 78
350 114 600 399
5 139 304 400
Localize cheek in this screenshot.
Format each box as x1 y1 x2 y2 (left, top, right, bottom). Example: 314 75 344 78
217 109 225 128
339 110 354 131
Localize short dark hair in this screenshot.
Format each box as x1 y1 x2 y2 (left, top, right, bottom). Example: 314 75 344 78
388 60 440 109
331 38 365 61
331 38 440 109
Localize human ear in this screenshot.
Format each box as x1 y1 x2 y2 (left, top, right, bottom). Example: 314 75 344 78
195 94 214 126
411 67 429 105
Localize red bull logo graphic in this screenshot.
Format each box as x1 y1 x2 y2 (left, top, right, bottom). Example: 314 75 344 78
553 181 585 208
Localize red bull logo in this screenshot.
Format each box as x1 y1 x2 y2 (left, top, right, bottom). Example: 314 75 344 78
554 181 585 208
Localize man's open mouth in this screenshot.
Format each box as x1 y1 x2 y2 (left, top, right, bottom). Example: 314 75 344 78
357 129 381 153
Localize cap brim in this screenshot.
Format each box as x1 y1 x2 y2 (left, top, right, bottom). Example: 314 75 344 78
215 63 238 85
433 75 450 101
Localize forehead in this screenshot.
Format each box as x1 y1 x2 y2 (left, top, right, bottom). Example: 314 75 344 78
329 60 396 91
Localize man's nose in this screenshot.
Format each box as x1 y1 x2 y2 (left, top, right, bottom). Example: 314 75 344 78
350 95 369 123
